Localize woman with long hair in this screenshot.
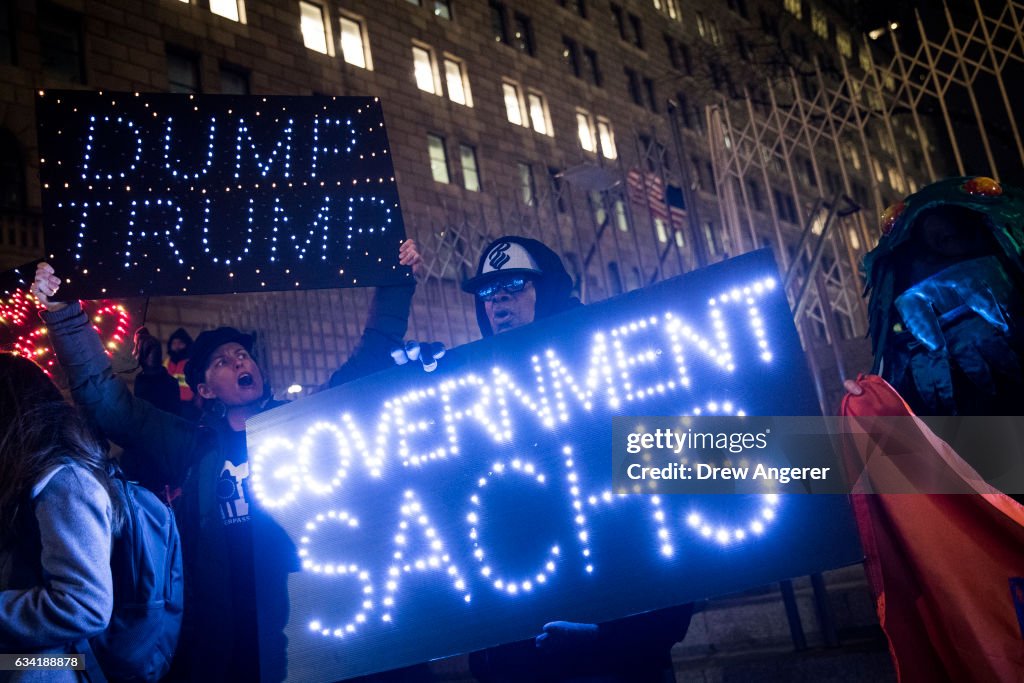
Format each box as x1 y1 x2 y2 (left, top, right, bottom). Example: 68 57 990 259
0 353 123 681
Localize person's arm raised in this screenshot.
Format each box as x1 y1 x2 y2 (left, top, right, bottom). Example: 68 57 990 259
34 262 199 484
326 239 422 388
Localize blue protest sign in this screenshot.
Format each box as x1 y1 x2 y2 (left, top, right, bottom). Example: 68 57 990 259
246 249 861 681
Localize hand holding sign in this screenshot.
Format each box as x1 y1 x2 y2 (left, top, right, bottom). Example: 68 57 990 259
31 262 66 313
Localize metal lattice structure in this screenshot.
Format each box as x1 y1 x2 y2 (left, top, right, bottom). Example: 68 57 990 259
705 0 1023 409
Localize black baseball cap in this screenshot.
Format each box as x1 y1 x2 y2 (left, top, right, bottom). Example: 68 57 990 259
184 327 255 393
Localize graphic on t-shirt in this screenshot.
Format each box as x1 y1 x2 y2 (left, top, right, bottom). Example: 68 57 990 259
217 460 251 522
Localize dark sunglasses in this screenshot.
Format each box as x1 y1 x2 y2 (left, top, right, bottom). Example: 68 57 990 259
476 277 530 300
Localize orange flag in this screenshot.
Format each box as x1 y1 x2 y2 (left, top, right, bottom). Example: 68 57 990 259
841 374 1024 682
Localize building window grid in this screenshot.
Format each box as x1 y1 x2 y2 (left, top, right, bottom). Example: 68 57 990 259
562 37 581 78
339 14 372 69
597 118 616 159
576 110 596 153
503 81 526 125
628 13 644 49
39 2 85 84
665 35 680 70
583 47 602 86
433 0 452 20
518 162 536 206
653 0 680 21
610 4 625 40
427 134 450 184
811 7 828 39
412 44 441 94
220 64 249 94
643 77 658 112
836 31 852 58
299 1 332 55
210 0 244 22
490 1 509 44
527 91 553 136
443 56 472 106
512 13 535 55
625 68 642 107
558 0 587 18
460 144 480 191
167 47 200 94
708 18 722 45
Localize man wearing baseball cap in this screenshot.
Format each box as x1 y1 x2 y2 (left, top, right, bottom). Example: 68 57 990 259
462 236 581 336
32 239 422 682
464 236 692 683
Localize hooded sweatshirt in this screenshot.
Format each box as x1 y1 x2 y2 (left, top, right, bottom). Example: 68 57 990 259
471 236 582 337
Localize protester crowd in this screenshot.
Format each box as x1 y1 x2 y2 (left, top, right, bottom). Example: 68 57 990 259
1 174 1022 682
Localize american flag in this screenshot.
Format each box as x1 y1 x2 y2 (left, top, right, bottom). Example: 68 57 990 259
626 168 687 231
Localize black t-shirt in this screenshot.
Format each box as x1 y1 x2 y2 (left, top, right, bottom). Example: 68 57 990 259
217 428 260 682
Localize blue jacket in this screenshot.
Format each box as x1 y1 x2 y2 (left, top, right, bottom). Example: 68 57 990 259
0 464 113 683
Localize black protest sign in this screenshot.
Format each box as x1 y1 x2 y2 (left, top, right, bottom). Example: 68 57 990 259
37 91 410 299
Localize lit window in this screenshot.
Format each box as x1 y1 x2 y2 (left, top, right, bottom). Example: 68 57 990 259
427 134 449 184
444 57 472 106
872 158 884 183
460 144 480 191
614 199 629 231
846 143 861 170
589 191 607 225
836 31 852 58
299 2 330 54
655 217 668 243
518 162 536 205
503 82 525 125
888 167 904 193
847 228 861 250
576 110 596 152
708 19 721 45
597 118 616 159
654 0 680 20
211 0 243 21
784 0 801 19
527 92 551 136
434 0 452 20
339 15 371 69
695 11 706 39
812 8 828 38
859 48 872 72
413 45 439 94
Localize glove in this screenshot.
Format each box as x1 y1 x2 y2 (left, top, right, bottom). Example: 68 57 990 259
391 340 446 372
